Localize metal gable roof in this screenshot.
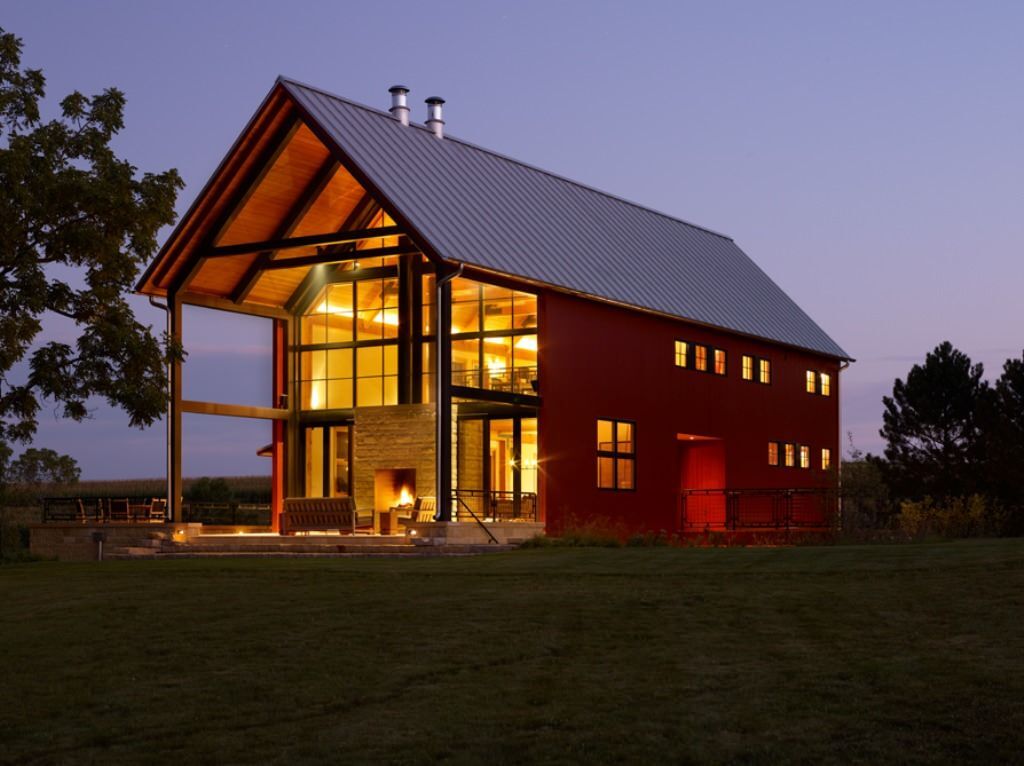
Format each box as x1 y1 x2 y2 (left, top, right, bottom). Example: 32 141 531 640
281 78 850 360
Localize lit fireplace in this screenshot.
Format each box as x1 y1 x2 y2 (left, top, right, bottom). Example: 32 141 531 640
374 468 416 511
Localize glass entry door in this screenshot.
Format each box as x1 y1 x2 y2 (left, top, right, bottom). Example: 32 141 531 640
304 424 352 497
456 415 538 520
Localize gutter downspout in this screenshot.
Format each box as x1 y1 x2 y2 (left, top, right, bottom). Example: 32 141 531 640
435 262 463 522
148 296 172 523
837 359 851 530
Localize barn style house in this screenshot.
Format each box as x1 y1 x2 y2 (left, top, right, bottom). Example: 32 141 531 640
136 78 850 539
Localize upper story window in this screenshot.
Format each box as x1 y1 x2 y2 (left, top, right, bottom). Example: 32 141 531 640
299 280 399 410
447 277 538 396
784 442 795 467
821 448 832 471
742 355 754 380
805 369 832 396
759 358 772 385
674 340 689 368
675 340 723 376
713 349 727 376
768 441 780 466
597 418 635 490
694 344 708 372
799 445 811 469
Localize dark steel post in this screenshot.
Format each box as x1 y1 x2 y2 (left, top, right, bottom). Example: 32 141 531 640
435 265 457 521
168 290 184 524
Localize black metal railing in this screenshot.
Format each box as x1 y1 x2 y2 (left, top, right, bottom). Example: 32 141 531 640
181 502 271 526
452 494 500 544
42 496 168 523
451 366 538 395
41 497 272 526
679 488 838 531
452 489 538 522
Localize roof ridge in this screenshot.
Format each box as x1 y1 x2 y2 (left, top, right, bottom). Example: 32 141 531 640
277 76 735 243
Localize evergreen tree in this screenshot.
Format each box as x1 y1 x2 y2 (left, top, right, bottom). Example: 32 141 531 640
876 341 986 500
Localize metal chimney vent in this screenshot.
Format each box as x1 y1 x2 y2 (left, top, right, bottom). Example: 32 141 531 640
425 96 445 139
388 85 410 126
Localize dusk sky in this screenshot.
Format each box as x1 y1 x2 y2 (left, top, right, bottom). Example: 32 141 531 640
6 0 1023 479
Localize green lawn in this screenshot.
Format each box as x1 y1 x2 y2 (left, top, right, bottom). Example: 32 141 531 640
2 541 1023 765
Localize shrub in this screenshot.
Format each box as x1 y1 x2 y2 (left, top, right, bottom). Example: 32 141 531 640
898 495 1008 539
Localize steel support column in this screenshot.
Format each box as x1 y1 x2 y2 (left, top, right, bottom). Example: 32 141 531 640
168 291 184 523
435 263 462 521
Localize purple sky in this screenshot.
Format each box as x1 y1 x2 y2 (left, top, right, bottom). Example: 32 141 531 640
7 1 1023 479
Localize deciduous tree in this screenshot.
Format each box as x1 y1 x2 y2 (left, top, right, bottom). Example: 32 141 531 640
0 28 182 458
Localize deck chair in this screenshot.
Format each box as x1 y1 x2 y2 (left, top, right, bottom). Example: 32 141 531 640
108 498 130 522
397 496 437 531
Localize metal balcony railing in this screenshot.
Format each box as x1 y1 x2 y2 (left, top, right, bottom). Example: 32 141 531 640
679 488 838 531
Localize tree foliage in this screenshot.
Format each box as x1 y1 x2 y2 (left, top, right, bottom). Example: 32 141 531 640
981 352 1024 525
876 341 987 501
0 28 182 453
6 447 80 485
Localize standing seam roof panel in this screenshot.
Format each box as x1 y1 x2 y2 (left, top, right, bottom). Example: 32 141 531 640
283 80 849 359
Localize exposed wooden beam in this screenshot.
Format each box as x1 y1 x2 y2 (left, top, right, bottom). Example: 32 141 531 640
167 117 301 296
259 244 419 272
206 225 403 259
179 291 290 320
181 400 289 420
231 157 341 304
283 194 379 314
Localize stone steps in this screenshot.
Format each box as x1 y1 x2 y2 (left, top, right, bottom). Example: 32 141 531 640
104 540 517 559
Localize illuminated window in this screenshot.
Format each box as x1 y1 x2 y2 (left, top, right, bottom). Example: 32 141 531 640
299 282 398 411
597 418 635 491
742 355 753 381
799 445 810 469
820 373 831 396
714 349 727 376
768 442 779 466
674 340 689 368
806 370 817 394
447 278 538 395
695 345 708 372
784 443 795 467
759 358 772 384
821 448 832 471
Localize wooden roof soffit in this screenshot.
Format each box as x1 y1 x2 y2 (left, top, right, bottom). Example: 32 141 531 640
230 155 341 303
165 116 303 296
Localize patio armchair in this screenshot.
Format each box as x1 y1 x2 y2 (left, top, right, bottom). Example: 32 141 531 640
397 496 437 531
108 498 130 522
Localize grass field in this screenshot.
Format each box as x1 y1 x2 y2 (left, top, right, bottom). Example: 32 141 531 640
1 541 1023 765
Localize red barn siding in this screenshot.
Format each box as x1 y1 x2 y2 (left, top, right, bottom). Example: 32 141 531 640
537 290 840 535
